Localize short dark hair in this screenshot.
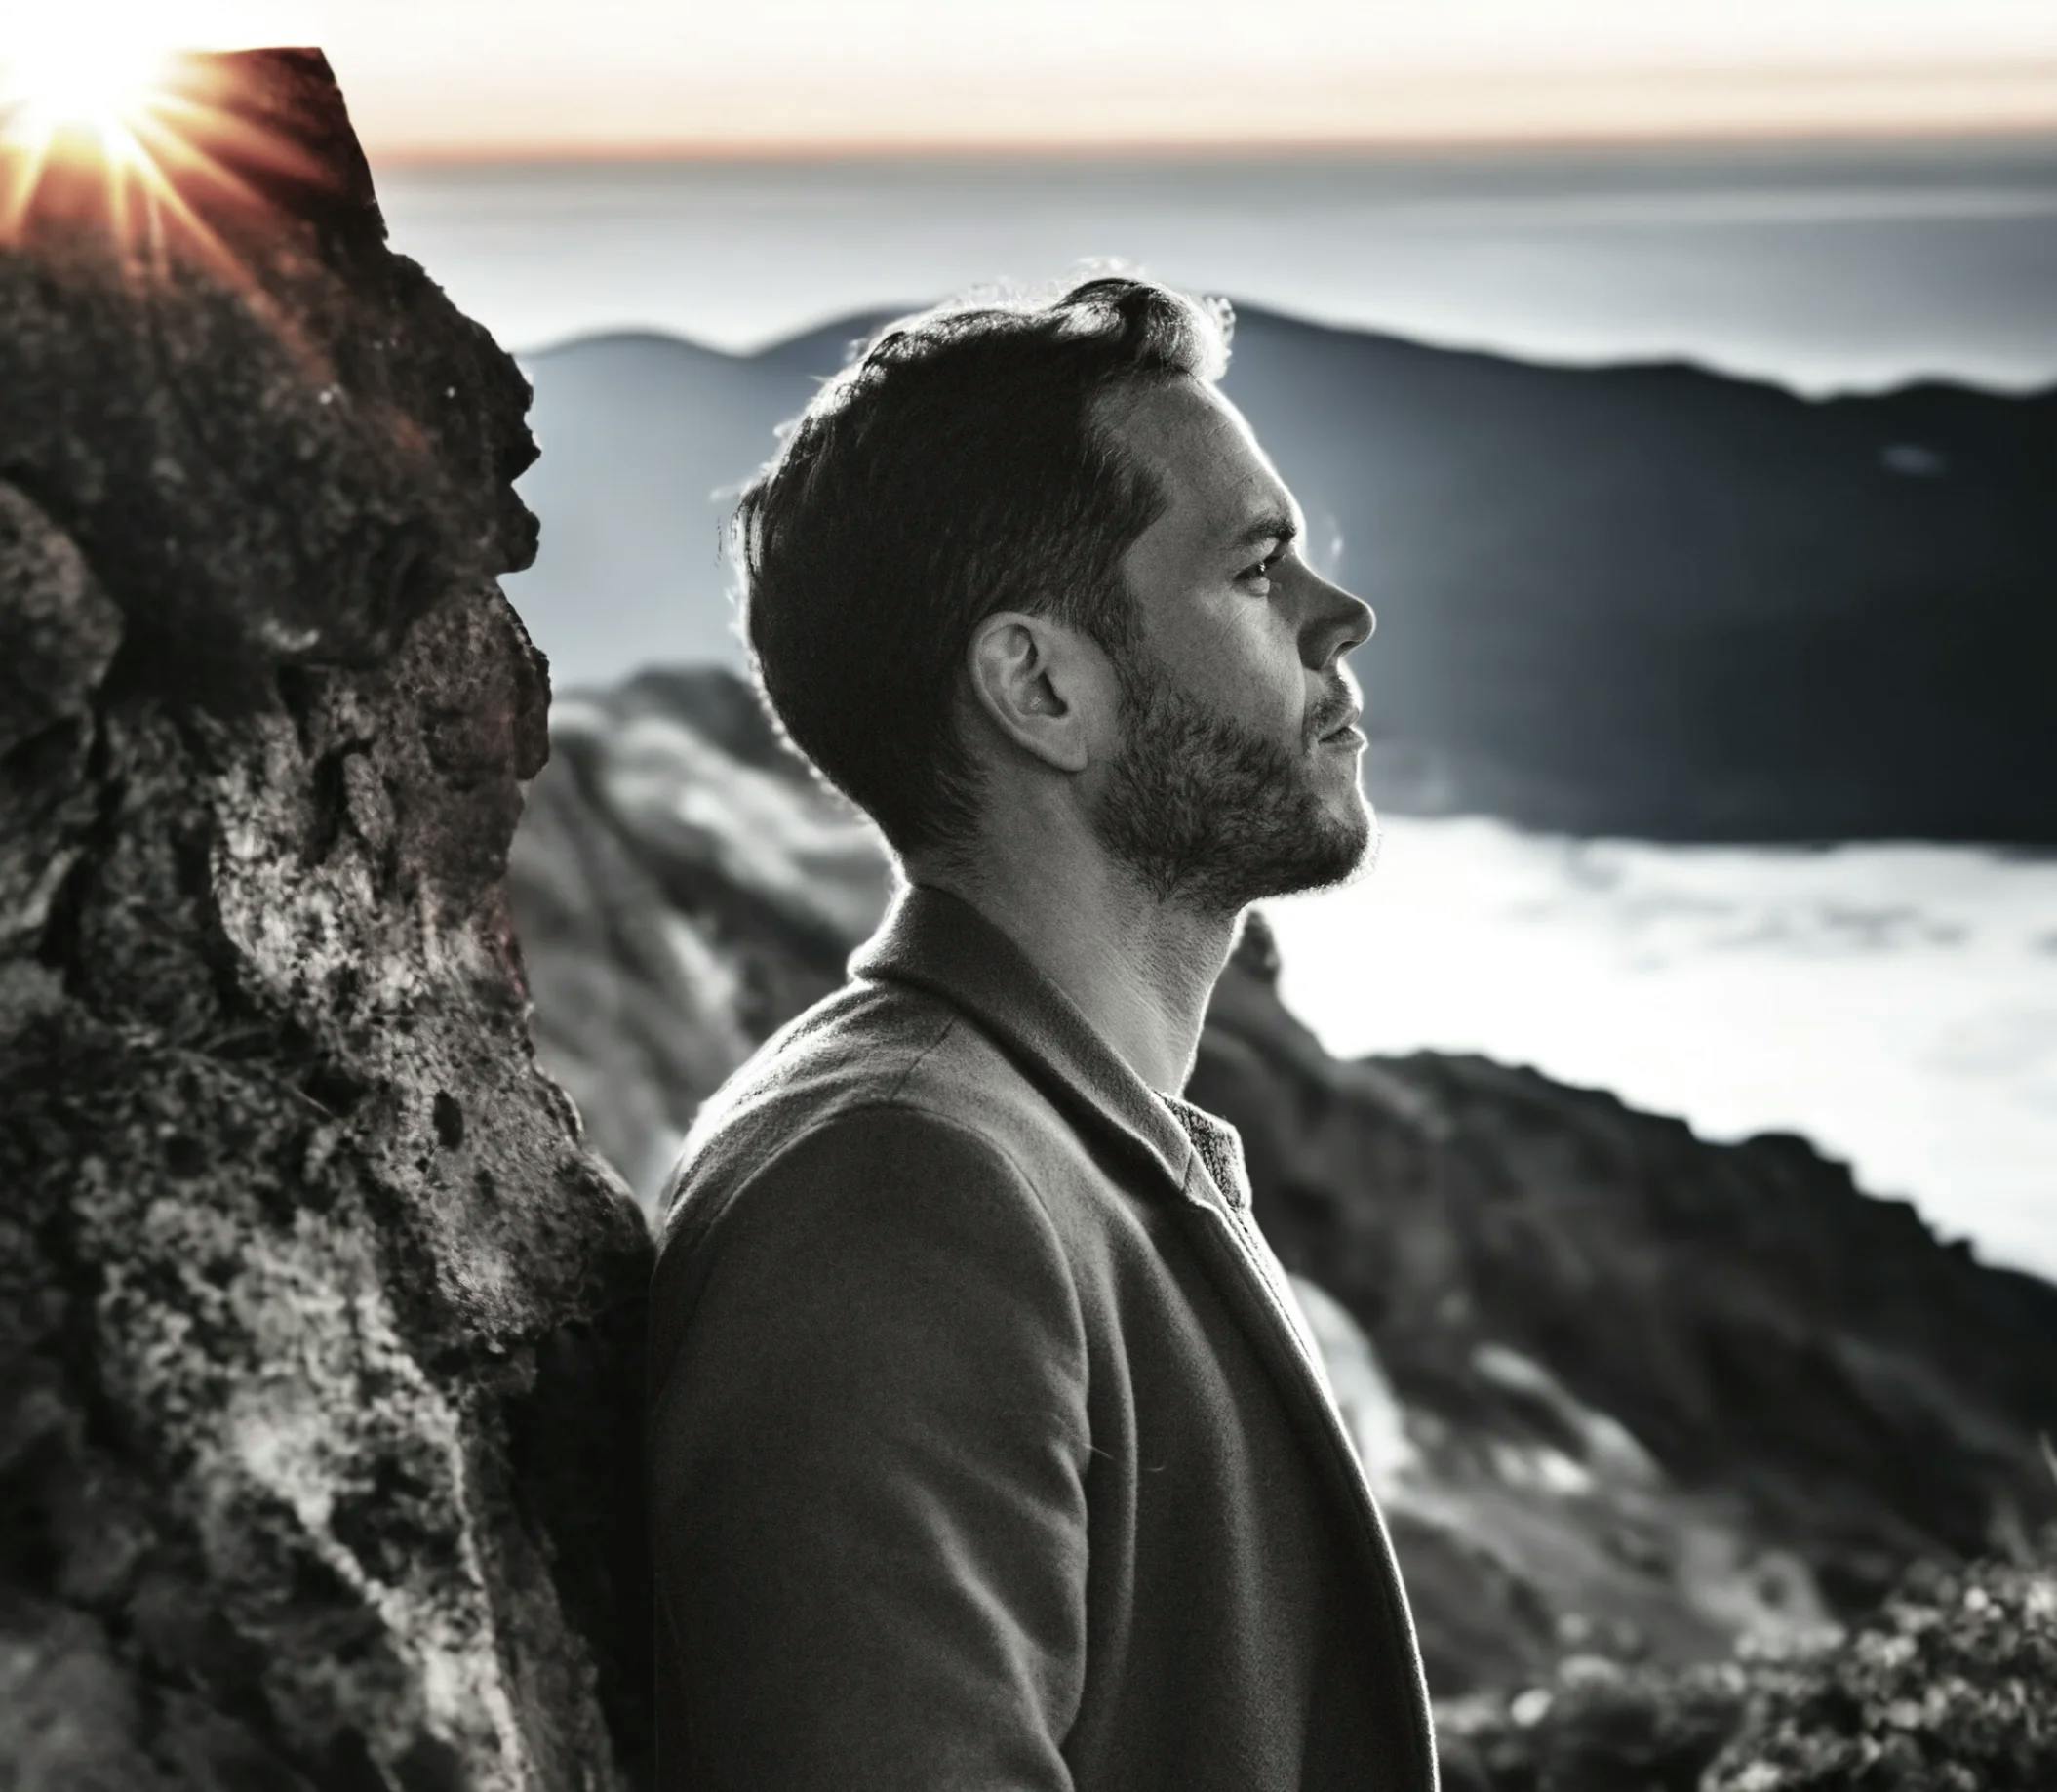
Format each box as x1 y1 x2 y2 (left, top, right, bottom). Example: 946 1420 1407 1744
729 274 1234 862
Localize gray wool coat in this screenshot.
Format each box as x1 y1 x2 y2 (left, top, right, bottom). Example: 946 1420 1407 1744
648 881 1439 1790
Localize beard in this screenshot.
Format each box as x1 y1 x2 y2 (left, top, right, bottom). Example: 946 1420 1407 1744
1087 651 1377 914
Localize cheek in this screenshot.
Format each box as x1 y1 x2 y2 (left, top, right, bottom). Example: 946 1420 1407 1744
1177 614 1303 736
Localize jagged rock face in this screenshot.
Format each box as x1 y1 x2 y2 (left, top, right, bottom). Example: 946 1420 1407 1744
0 51 653 1792
507 659 2057 1712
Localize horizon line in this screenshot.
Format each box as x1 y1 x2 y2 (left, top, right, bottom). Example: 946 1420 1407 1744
369 115 2057 172
508 302 2057 410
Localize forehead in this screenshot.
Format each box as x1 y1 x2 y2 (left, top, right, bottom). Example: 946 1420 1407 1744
1099 378 1300 569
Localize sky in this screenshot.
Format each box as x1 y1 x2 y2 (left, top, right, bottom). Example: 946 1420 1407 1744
6 0 2057 159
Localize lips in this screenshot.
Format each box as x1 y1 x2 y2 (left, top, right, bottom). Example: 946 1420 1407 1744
1318 705 1364 743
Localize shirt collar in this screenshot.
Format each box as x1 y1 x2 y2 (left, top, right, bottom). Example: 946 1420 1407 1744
848 880 1212 1206
1153 1087 1254 1211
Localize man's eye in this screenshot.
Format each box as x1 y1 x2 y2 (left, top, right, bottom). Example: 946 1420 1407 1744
1238 553 1280 588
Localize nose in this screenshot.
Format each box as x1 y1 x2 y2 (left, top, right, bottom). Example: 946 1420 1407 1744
1344 589 1376 649
1308 573 1375 669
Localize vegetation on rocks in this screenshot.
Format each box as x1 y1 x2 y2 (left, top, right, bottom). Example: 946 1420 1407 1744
1439 1530 2057 1791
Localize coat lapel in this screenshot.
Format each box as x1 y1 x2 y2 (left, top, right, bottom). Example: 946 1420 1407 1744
848 880 1359 1437
847 880 1197 1195
849 883 1437 1787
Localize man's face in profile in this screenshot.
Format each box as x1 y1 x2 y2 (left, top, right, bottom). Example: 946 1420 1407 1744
1086 377 1377 913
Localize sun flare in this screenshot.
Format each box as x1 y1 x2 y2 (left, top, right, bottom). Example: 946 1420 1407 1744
0 30 181 179
0 29 304 269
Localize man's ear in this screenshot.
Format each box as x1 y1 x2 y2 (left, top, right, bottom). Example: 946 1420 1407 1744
964 610 1102 775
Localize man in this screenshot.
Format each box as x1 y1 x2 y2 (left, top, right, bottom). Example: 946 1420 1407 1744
648 275 1437 1790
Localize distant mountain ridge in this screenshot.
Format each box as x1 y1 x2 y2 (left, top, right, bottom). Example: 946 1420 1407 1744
509 302 2057 845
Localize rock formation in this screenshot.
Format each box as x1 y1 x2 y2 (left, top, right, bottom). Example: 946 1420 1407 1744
506 660 2057 1712
0 51 652 1789
1190 916 2057 1694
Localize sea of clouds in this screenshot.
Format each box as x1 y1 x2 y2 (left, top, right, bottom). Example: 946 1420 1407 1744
1267 819 2057 1279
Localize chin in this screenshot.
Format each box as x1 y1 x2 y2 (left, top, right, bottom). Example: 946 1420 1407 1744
1246 800 1375 904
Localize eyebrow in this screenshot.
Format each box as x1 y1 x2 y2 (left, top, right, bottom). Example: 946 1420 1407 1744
1226 508 1300 554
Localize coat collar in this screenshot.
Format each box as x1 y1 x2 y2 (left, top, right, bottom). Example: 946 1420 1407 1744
848 880 1208 1205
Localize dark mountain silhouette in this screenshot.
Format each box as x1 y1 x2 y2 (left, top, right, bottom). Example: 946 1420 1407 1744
510 304 2057 846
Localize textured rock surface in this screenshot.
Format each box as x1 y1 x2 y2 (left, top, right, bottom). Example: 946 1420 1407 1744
1 51 652 1789
507 659 2057 1713
510 666 891 1202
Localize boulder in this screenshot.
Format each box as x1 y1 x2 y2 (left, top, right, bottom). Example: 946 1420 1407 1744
0 50 653 1790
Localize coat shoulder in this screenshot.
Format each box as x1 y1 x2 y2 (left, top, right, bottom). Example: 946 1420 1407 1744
647 976 1097 1396
654 976 1068 1246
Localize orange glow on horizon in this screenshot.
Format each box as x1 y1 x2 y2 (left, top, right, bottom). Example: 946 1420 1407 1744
0 4 2051 167
365 110 2057 173
2 20 2051 175
339 55 2057 169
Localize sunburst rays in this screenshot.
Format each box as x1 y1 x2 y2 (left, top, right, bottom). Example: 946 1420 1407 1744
1 34 331 285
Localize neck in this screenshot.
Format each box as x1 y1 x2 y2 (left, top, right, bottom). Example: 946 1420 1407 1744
908 844 1241 1095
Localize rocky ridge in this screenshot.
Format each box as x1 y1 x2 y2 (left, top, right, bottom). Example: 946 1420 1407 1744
1191 913 2057 1693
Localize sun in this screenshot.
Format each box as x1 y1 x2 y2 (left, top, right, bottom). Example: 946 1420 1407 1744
0 30 181 180
0 29 296 267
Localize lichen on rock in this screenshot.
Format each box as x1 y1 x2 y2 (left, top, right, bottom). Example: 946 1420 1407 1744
0 49 653 1790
